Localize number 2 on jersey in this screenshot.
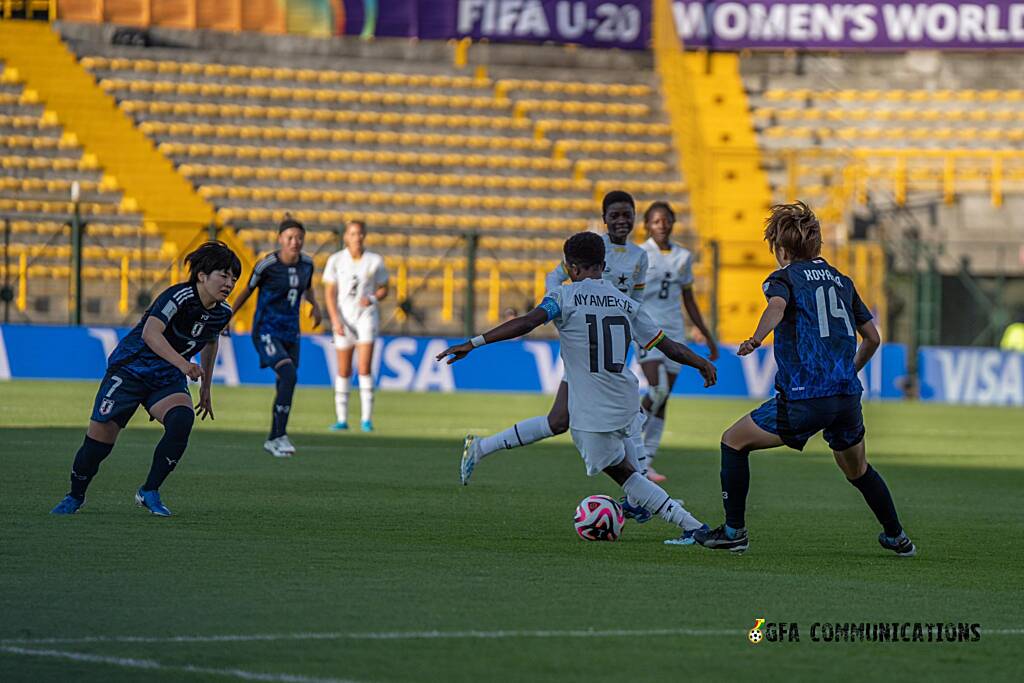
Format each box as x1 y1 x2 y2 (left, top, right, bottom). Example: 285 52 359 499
814 286 854 337
585 314 631 373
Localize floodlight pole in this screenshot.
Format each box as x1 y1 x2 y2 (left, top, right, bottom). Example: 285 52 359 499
70 181 83 326
464 231 479 337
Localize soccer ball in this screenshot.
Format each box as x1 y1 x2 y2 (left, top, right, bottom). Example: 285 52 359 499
573 494 625 542
748 629 763 644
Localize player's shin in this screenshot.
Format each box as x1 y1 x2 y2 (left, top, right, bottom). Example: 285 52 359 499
476 415 554 460
270 362 297 440
721 443 750 530
68 436 114 500
643 415 665 465
142 406 194 491
333 376 349 423
622 472 703 531
358 374 374 424
849 464 903 537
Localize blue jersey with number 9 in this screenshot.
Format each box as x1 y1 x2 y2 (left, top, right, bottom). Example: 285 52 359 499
762 258 873 400
249 251 314 343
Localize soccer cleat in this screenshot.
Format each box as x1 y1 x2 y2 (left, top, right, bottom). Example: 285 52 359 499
619 497 653 524
645 466 667 483
263 437 292 458
664 523 710 546
361 420 374 432
878 531 917 557
135 488 171 517
50 495 84 515
460 434 478 485
329 421 349 431
279 435 297 454
694 524 749 552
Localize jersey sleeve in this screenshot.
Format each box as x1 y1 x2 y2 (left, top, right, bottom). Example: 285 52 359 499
321 253 338 284
631 306 665 350
678 252 695 288
149 285 187 325
631 250 649 297
248 254 274 289
850 284 873 325
763 269 791 302
544 262 567 293
538 288 562 324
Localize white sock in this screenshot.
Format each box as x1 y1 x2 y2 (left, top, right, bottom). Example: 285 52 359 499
644 416 666 465
477 415 554 460
622 472 703 531
358 374 374 423
334 376 349 423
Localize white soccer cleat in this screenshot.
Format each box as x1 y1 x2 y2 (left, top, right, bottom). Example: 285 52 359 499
460 434 478 486
263 437 292 458
647 364 671 414
280 435 297 454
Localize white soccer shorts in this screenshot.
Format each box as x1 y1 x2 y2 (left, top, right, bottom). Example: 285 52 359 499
570 412 645 477
332 313 378 350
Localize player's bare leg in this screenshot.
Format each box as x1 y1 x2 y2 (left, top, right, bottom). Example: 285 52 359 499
332 345 354 430
640 361 678 482
461 381 568 485
834 440 916 557
356 342 375 431
604 455 705 542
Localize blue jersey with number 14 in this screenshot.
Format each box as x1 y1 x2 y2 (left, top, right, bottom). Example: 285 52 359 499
250 252 314 343
762 258 873 400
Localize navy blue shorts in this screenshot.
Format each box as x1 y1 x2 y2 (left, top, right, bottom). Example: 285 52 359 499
253 332 300 369
90 371 189 428
751 393 865 452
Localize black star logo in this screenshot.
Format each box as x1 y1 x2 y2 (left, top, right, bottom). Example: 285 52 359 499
665 271 671 278
617 275 628 287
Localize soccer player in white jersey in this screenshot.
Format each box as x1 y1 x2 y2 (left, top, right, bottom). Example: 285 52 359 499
323 220 389 432
636 201 719 482
437 232 717 544
459 191 649 475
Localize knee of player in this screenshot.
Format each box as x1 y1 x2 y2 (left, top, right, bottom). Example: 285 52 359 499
275 360 297 383
163 405 195 438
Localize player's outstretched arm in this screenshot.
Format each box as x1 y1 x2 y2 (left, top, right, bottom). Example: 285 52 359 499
737 296 787 356
196 338 218 420
655 337 717 388
853 320 881 373
141 317 203 380
436 307 549 365
682 287 719 361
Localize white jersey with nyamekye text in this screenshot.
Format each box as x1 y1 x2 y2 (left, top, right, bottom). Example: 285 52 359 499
539 278 665 433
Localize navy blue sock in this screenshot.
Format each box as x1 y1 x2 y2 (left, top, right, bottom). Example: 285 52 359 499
849 465 902 537
68 435 115 500
270 362 297 440
142 406 194 492
720 443 750 529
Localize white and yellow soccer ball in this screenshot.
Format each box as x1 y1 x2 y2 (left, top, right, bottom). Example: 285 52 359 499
573 494 625 542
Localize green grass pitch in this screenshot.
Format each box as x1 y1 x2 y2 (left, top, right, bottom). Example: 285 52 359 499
1 379 1022 681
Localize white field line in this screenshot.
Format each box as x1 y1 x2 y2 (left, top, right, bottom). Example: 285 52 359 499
3 626 1022 647
0 645 360 683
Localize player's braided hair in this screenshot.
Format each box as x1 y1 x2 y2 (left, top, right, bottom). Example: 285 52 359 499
184 240 242 284
602 190 635 216
563 231 605 270
643 201 676 224
763 201 822 261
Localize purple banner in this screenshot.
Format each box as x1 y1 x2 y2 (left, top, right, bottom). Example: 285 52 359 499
339 0 650 49
674 1 1024 49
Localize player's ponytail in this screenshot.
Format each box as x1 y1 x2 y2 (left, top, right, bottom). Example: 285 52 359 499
184 241 243 284
763 201 822 261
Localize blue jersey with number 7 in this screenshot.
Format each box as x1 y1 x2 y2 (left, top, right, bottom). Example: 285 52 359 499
762 258 873 400
106 282 233 386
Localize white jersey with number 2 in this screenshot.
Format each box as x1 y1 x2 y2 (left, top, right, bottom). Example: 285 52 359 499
322 249 389 322
540 278 665 433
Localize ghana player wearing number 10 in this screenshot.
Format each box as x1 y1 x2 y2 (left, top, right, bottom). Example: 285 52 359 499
50 241 241 517
693 202 916 557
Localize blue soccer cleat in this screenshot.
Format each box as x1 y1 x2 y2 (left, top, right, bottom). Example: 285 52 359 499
135 488 172 517
329 421 349 431
361 420 373 432
878 530 917 557
619 497 653 524
50 495 84 515
664 523 710 546
693 524 749 552
460 434 478 486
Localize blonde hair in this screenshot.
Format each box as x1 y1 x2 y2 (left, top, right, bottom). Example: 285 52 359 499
763 201 821 261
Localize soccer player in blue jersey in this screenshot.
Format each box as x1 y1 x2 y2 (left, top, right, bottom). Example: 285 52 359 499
694 202 916 557
50 241 241 517
230 217 321 458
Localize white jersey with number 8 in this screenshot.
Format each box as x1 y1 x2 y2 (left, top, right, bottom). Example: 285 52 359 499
540 278 665 433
